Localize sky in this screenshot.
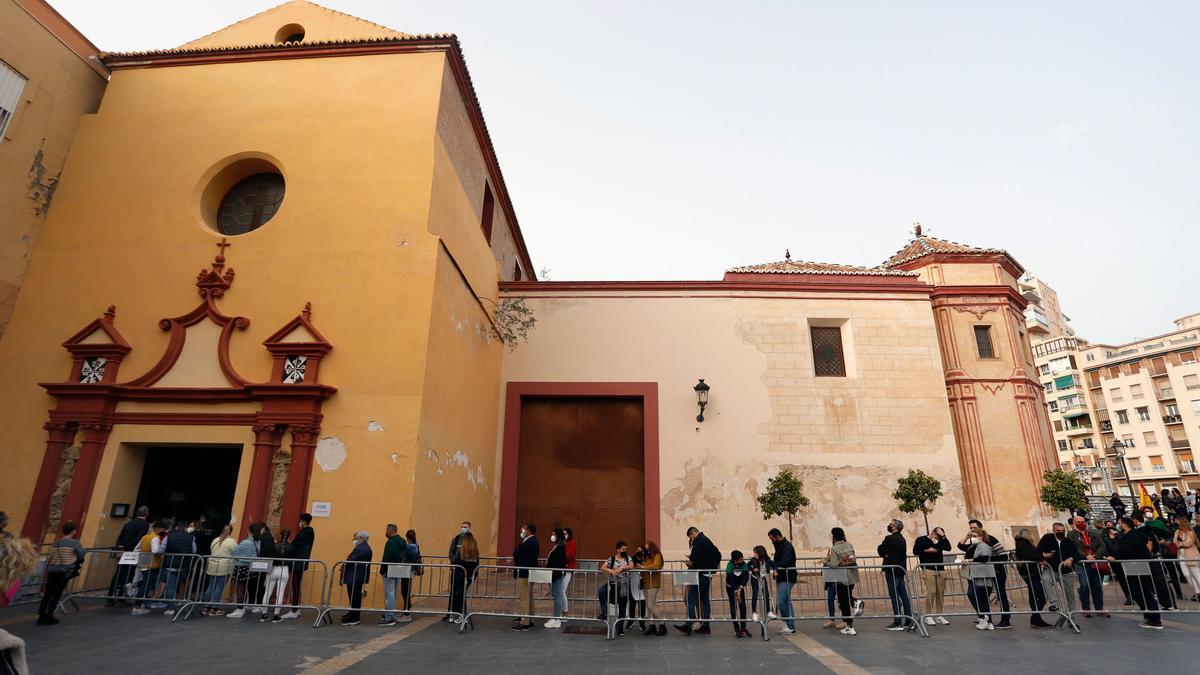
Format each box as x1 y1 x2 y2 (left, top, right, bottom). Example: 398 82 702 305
50 0 1200 344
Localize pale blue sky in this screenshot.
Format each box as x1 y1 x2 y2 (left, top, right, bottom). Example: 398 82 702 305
52 1 1199 344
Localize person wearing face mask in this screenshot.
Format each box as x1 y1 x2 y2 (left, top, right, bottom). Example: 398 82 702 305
511 523 539 631
282 513 315 620
446 521 471 620
544 528 568 629
1036 522 1080 627
1065 516 1109 618
725 550 752 638
598 541 633 633
1109 492 1127 519
380 524 407 627
877 519 912 631
340 530 373 626
913 526 951 625
202 524 236 616
1012 529 1052 628
1105 517 1162 629
956 520 1011 628
676 526 721 635
962 528 997 631
749 545 775 624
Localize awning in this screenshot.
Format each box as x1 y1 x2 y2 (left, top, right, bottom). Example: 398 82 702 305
1054 374 1076 389
1063 410 1090 419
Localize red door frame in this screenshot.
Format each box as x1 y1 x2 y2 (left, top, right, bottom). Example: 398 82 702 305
498 382 660 557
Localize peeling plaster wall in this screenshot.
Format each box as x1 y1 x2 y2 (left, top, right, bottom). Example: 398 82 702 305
0 0 107 339
410 245 504 555
501 291 969 558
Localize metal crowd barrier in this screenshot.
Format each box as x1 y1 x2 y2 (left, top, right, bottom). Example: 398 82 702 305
458 565 612 637
906 560 1075 632
1068 558 1200 625
62 549 207 617
317 561 466 628
633 567 769 641
171 555 330 624
768 563 929 637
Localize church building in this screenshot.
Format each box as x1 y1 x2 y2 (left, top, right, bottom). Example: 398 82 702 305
0 1 1055 562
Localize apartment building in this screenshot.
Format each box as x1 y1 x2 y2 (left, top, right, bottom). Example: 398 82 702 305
1021 272 1074 341
1080 313 1200 497
1034 336 1110 493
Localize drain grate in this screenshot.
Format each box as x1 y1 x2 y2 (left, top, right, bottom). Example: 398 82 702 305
562 625 608 635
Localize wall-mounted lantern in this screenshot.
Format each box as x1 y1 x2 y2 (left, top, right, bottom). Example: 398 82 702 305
694 378 710 422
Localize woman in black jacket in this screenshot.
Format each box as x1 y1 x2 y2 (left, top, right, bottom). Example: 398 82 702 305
546 528 568 628
1012 530 1052 628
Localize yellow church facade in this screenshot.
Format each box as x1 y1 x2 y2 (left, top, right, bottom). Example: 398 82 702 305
0 1 1055 563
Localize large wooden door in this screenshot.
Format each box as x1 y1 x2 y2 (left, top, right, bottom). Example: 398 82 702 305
515 397 644 560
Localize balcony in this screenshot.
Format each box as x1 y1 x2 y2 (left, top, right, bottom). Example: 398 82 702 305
1158 388 1175 400
1100 421 1113 432
1182 461 1198 474
1165 415 1184 424
1065 425 1094 437
1171 439 1191 449
1026 313 1051 335
1152 465 1167 472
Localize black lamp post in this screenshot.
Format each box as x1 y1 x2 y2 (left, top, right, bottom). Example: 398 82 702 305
1110 438 1135 499
694 379 710 423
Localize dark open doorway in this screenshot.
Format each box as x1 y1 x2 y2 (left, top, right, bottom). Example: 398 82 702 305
134 445 242 529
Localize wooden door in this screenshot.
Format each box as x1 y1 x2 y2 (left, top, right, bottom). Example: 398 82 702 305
515 397 644 560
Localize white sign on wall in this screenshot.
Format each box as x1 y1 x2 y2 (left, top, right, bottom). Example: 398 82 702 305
311 501 332 518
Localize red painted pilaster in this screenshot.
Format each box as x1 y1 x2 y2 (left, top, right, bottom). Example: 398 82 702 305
21 422 77 540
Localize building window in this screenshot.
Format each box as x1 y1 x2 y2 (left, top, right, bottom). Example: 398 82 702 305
1116 409 1129 424
1181 350 1197 364
1166 403 1180 417
1129 458 1143 473
973 325 996 359
1048 401 1059 412
1087 371 1101 387
1109 388 1123 403
1136 406 1151 422
1122 434 1136 447
1185 374 1200 390
1130 384 1144 399
218 172 285 235
1086 353 1095 362
1144 431 1158 446
1192 400 1200 414
1057 439 1068 452
0 61 26 142
1151 455 1166 472
810 326 847 377
1128 361 1142 375
1082 437 1095 449
480 182 495 244
1043 382 1053 393
1054 420 1064 432
1040 364 1050 376
1108 366 1122 379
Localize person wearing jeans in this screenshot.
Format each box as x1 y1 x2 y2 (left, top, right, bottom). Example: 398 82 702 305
379 524 407 627
640 541 665 635
878 519 912 630
544 528 568 629
677 527 720 635
769 528 797 633
1037 522 1080 628
1066 516 1108 617
750 546 774 622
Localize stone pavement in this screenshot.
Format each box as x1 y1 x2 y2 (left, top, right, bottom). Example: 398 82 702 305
3 601 1198 674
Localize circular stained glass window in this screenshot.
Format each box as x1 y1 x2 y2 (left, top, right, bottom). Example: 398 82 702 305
217 172 285 236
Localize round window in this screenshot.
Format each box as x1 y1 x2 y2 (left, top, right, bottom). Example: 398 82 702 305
275 24 305 43
217 172 285 236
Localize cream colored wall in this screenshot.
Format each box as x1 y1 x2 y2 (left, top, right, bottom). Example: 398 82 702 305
410 247 504 556
500 290 967 558
181 1 406 49
0 0 106 338
912 261 1017 289
0 50 452 569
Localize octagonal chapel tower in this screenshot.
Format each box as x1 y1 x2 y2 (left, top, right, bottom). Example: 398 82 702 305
883 226 1057 526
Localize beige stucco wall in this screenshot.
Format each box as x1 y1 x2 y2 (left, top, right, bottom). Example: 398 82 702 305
0 0 107 339
500 289 968 558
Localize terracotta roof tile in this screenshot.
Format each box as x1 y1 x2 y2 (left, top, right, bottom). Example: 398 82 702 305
100 33 453 59
881 233 1023 273
726 258 918 277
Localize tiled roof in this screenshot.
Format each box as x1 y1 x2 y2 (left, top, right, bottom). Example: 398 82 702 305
727 258 918 277
100 33 453 59
177 0 409 50
881 233 1023 272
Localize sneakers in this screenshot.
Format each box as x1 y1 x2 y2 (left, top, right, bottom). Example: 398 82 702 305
147 603 167 610
164 609 175 617
251 607 263 614
544 619 562 629
751 613 759 622
378 618 397 627
995 619 1012 630
840 626 857 636
975 618 994 631
852 600 864 616
510 623 533 631
123 583 134 597
1139 622 1164 630
272 615 285 623
767 611 778 620
397 614 413 623
449 617 461 624
674 623 693 636
131 607 151 615
281 611 300 620
923 616 936 626
935 616 950 625
340 617 360 626
226 609 245 618
778 627 795 634
884 623 906 631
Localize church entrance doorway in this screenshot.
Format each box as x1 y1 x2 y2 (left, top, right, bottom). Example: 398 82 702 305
134 445 242 530
515 397 645 560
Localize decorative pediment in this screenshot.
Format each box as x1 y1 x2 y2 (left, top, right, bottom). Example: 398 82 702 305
59 306 131 384
263 302 333 384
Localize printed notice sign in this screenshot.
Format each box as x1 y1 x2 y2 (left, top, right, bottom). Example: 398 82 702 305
311 502 332 518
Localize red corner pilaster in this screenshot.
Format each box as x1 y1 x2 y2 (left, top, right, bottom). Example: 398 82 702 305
58 423 113 530
21 422 77 540
280 424 320 530
241 424 284 527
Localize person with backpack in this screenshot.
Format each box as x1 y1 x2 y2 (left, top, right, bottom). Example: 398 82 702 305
400 529 421 619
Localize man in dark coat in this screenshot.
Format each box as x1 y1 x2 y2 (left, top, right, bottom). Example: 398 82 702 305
511 523 539 630
675 526 720 635
107 506 151 605
1106 517 1161 629
284 513 315 618
877 519 912 630
340 531 373 625
769 528 798 633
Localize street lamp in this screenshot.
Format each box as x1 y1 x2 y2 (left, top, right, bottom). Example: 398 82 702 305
1109 438 1135 500
693 379 710 423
